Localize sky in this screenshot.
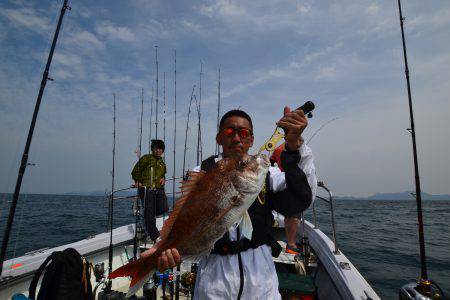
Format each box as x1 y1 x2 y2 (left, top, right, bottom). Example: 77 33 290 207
0 0 449 197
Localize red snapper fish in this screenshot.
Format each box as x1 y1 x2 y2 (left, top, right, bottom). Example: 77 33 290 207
109 154 270 296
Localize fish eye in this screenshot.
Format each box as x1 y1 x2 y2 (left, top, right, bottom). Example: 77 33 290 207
238 160 248 169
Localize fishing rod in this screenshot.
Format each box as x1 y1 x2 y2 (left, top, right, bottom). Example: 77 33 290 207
162 72 168 222
196 62 203 165
155 46 159 139
163 72 166 146
0 0 70 275
172 50 177 212
215 68 221 155
182 85 197 179
194 94 202 167
173 50 180 300
397 1 445 299
106 93 117 291
132 88 145 260
149 86 153 152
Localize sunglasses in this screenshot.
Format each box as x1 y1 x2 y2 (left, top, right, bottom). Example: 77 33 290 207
222 127 253 139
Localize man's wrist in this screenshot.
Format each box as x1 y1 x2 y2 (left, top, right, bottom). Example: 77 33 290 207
285 136 304 151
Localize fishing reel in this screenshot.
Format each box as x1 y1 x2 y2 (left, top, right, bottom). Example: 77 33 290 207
399 280 447 300
179 263 198 296
152 270 175 286
132 200 141 216
258 101 315 155
93 262 105 282
142 270 176 300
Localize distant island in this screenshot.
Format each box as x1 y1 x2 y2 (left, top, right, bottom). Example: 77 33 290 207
336 191 450 201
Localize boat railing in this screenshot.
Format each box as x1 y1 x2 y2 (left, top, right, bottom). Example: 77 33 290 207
110 176 184 197
313 181 340 254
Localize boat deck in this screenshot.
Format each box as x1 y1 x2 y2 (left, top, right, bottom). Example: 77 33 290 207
126 239 317 299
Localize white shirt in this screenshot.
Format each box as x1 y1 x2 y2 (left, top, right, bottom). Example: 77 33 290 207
192 145 317 299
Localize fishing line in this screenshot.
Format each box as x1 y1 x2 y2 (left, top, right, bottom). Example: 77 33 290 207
0 137 23 220
5 192 29 295
5 192 27 296
306 117 339 145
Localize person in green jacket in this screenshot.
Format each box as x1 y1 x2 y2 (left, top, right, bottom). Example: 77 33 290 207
131 139 168 242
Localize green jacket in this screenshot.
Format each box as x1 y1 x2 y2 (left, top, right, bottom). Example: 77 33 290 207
131 154 166 189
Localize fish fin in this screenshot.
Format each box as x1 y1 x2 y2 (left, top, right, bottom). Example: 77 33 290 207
109 259 142 279
240 211 253 240
159 171 206 240
109 254 158 296
126 271 155 297
181 171 206 194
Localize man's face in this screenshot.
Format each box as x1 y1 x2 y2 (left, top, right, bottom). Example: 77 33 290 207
216 116 254 160
152 147 164 158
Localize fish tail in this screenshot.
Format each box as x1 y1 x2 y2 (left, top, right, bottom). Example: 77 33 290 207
109 255 158 297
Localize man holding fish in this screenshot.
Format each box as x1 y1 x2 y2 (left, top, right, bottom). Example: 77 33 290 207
110 106 316 299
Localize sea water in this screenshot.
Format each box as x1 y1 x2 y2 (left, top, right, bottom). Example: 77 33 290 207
0 193 449 299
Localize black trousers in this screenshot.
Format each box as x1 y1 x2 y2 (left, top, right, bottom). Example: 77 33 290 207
138 188 168 241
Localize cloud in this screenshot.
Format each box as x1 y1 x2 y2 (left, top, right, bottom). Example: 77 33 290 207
222 42 344 98
408 8 450 33
296 3 311 14
0 7 50 32
314 65 336 81
53 52 82 67
95 21 136 41
140 19 170 40
69 30 104 50
366 3 380 15
96 73 133 85
199 0 246 20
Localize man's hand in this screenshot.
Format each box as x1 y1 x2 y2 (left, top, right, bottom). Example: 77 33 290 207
159 178 165 186
276 106 307 151
141 247 181 272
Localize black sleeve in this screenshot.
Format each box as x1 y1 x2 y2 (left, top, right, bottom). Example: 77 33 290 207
271 149 312 217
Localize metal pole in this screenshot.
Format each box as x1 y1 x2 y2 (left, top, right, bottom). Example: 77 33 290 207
163 72 166 146
196 62 203 165
182 86 196 178
149 86 153 152
397 0 427 281
133 89 145 260
155 46 159 139
172 50 177 211
328 192 339 254
107 94 116 285
215 68 221 155
174 50 180 300
0 0 70 275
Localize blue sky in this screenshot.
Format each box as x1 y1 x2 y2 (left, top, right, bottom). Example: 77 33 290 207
0 0 449 197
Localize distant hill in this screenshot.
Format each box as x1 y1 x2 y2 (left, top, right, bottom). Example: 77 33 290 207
337 191 450 201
